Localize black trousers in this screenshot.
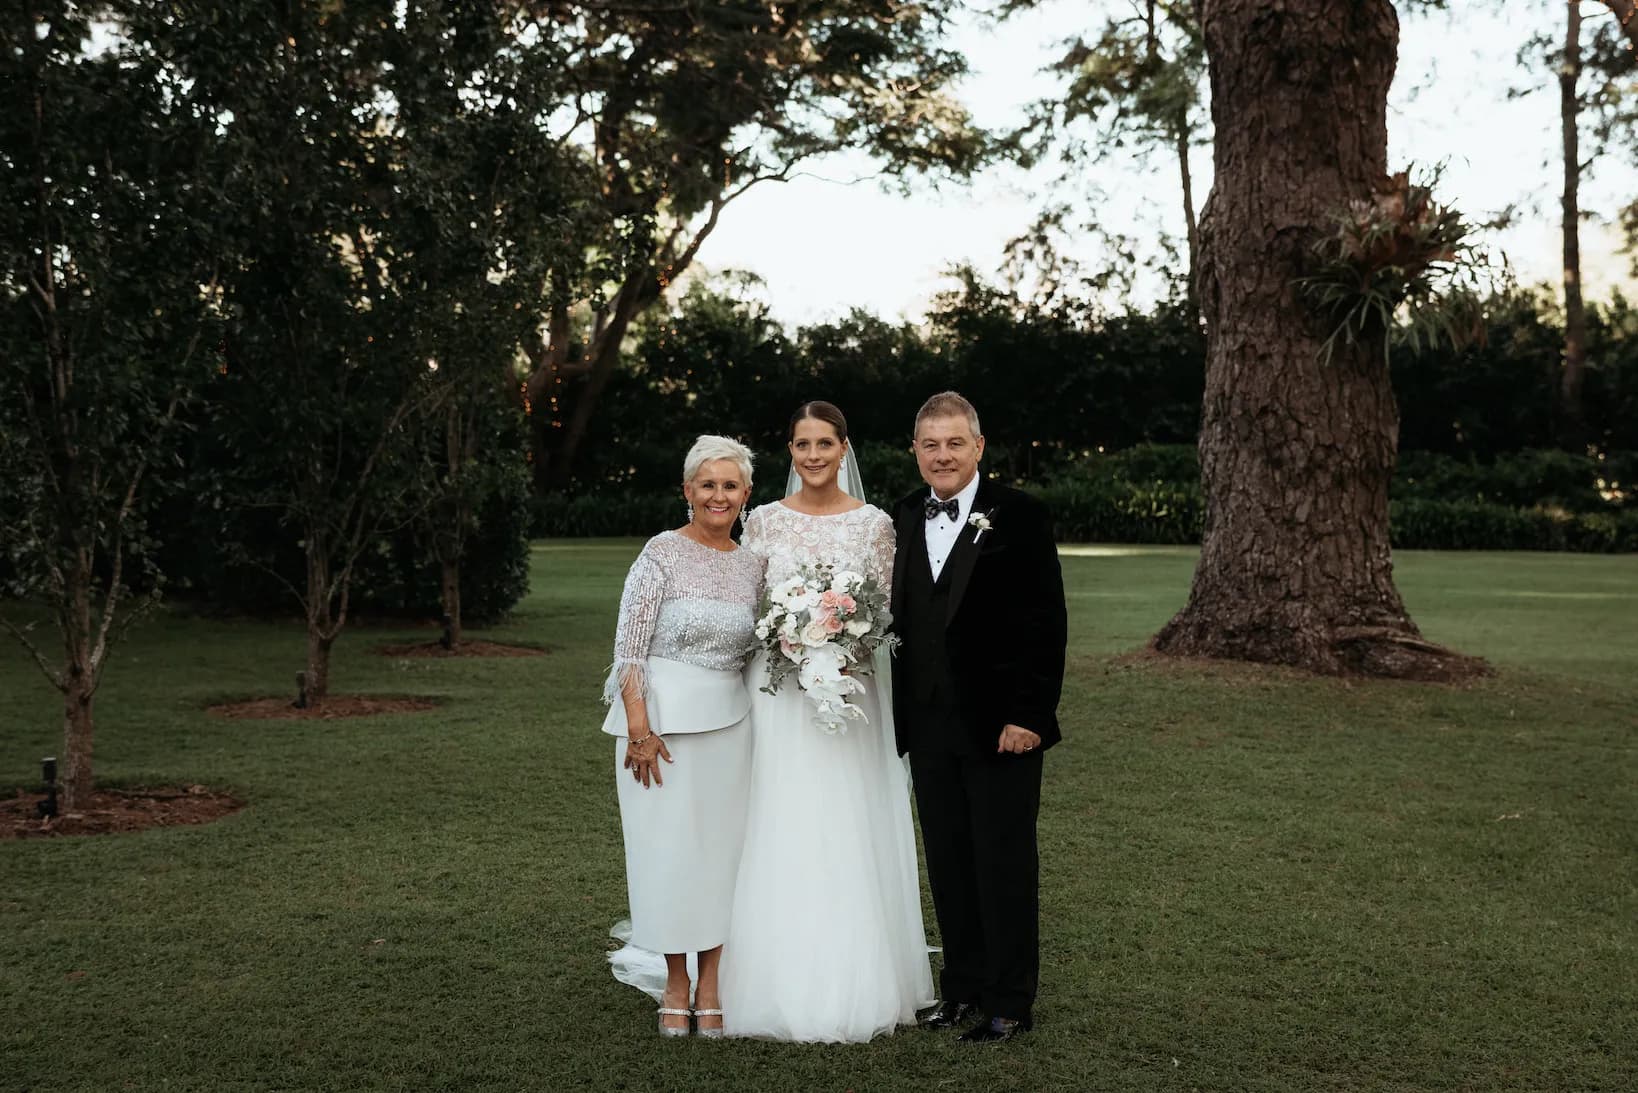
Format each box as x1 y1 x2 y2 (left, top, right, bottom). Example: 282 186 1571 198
909 746 1043 1020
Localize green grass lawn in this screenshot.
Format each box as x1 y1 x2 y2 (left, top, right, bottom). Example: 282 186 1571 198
2 543 1635 1092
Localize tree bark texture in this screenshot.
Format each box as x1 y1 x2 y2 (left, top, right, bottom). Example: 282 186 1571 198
60 567 96 810
441 558 463 646
1153 0 1480 680
1559 0 1588 448
304 544 336 702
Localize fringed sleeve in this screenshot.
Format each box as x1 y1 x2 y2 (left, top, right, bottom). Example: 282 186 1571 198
602 547 666 706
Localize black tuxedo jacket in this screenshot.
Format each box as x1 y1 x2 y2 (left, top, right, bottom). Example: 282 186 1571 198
889 479 1068 756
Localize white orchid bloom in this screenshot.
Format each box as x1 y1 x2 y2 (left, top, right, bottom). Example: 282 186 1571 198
831 570 865 594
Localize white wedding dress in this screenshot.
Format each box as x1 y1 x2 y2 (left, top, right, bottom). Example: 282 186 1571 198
718 502 935 1042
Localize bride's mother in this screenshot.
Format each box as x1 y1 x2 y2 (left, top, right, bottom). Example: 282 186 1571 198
602 435 762 1038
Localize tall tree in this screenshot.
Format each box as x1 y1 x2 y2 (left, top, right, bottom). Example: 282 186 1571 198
1561 1 1590 447
521 0 988 489
1 4 218 807
386 4 583 644
1517 2 1635 448
1005 0 1208 312
1152 0 1480 678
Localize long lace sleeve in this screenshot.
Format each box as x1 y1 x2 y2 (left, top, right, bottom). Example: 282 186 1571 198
866 508 897 600
741 505 765 556
602 546 667 705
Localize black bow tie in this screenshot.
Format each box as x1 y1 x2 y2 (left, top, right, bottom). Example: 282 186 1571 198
924 497 960 522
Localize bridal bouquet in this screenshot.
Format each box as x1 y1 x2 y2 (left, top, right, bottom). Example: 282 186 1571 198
754 562 898 733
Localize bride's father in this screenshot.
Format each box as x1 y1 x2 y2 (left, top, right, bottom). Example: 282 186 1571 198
890 391 1068 1045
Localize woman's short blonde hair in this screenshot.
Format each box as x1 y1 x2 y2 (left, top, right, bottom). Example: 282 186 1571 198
683 434 755 485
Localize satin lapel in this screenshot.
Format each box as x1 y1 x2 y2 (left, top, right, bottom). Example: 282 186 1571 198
942 478 995 625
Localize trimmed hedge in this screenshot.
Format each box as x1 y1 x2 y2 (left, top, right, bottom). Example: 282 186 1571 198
530 444 1638 552
1389 499 1638 552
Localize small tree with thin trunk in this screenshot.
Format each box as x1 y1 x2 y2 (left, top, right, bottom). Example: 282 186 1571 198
386 6 583 644
1152 0 1484 679
1 6 217 807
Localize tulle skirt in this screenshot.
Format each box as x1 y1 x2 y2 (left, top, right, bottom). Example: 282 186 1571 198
717 651 935 1042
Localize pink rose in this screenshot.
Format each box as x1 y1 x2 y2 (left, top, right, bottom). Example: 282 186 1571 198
823 614 845 634
820 590 842 609
780 637 795 656
836 594 856 614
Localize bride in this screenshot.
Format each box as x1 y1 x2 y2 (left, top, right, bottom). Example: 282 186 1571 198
718 400 935 1042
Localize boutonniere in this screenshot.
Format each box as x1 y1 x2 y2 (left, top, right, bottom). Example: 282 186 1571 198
968 509 994 544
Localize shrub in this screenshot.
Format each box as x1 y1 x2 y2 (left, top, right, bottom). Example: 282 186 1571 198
1388 499 1638 552
1392 449 1632 513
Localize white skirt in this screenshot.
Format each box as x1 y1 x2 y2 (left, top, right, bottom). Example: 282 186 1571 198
718 650 935 1042
614 719 752 956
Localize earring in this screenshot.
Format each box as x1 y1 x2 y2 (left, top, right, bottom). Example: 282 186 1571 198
686 502 695 523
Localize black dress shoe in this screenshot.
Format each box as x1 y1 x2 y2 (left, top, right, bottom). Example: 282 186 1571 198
918 1001 978 1030
957 1014 1034 1044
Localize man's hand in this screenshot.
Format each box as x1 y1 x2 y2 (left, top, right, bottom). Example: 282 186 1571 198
997 724 1042 754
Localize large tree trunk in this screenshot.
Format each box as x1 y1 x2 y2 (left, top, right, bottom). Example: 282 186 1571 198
1152 0 1480 680
1559 1 1588 449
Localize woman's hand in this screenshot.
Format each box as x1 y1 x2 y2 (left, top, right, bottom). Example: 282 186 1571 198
623 723 674 788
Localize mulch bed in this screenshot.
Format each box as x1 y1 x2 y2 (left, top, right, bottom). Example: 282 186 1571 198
1111 646 1492 686
0 785 244 840
206 695 444 720
375 640 549 658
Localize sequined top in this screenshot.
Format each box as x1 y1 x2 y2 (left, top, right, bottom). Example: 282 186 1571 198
604 531 765 703
742 502 896 594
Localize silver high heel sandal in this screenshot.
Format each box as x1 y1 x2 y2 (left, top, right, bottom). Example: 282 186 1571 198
657 1004 692 1038
693 1007 724 1040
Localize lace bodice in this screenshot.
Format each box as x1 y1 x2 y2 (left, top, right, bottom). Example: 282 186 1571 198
741 502 896 595
604 531 765 703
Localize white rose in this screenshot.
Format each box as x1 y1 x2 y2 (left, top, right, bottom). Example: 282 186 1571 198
800 619 832 647
845 618 870 637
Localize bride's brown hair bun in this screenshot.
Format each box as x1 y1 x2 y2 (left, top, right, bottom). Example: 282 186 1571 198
789 401 848 443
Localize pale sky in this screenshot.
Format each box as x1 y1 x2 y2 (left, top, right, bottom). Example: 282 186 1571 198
689 0 1638 325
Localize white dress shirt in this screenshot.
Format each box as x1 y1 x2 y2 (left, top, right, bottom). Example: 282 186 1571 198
923 473 982 582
